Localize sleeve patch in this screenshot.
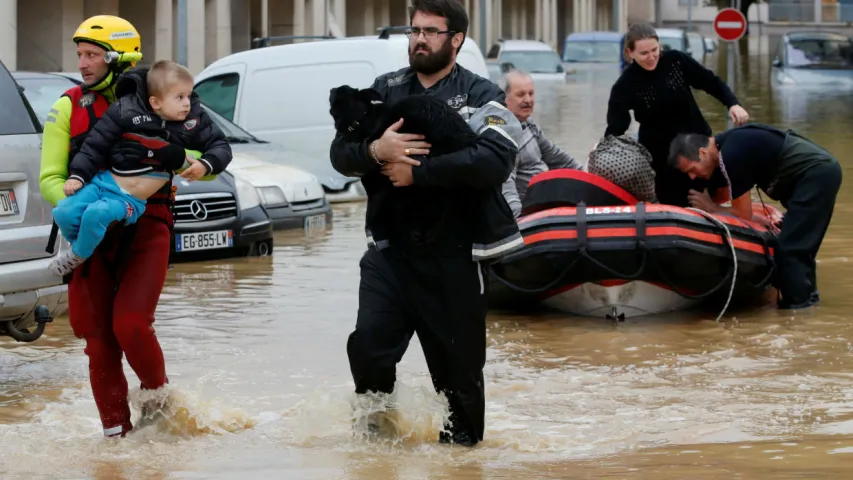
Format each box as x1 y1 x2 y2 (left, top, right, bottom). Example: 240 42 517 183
484 115 506 126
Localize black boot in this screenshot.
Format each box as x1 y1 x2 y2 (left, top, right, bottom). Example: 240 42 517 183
438 428 478 447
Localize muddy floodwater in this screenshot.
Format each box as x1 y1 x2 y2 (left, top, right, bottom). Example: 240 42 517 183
3 36 853 479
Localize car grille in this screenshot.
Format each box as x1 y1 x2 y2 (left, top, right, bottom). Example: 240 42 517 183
173 193 238 223
290 198 324 211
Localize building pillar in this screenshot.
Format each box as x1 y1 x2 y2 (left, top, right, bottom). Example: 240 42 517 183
814 0 822 23
495 0 502 40
186 0 205 73
306 0 326 35
154 0 172 61
586 0 594 31
364 0 374 36
471 0 479 48
378 0 390 29
60 0 85 71
261 0 269 37
1 0 16 70
593 0 600 30
230 0 250 52
294 0 305 37
510 0 518 38
572 0 580 33
209 0 230 62
484 0 493 50
520 0 527 39
333 0 346 36
550 0 558 47
534 0 542 41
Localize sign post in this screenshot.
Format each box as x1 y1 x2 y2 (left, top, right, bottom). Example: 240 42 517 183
714 6 747 129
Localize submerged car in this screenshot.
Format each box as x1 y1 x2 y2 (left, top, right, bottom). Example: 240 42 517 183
687 32 706 62
655 28 692 56
562 31 624 69
485 39 568 82
196 106 333 232
12 70 275 260
771 31 853 87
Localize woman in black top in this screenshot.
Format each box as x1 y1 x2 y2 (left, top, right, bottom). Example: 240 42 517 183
605 23 750 207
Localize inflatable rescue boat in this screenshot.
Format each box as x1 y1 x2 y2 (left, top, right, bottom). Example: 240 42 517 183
489 170 782 320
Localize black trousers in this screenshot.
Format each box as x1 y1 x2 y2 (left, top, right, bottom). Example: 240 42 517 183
346 246 488 440
775 161 843 308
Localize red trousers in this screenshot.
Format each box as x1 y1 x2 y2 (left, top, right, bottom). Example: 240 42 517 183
67 204 172 437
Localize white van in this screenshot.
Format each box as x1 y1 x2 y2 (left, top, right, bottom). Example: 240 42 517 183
193 28 492 183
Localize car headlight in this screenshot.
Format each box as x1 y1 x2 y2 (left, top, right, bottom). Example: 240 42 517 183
257 186 288 206
233 173 261 210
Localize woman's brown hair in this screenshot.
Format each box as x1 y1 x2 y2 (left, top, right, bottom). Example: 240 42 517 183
623 22 659 62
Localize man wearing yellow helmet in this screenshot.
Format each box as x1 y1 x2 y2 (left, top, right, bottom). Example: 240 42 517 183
39 15 186 439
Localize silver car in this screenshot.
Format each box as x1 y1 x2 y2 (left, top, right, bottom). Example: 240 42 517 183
0 62 66 342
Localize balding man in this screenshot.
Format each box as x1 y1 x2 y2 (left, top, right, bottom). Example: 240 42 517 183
500 70 583 217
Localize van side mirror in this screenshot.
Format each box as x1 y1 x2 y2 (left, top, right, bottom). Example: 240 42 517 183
556 64 564 73
772 57 783 68
500 62 515 73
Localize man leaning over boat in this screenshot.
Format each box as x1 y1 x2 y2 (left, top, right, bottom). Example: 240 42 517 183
668 124 843 310
499 69 583 218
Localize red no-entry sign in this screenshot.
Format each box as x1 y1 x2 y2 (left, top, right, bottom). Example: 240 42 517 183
714 8 747 42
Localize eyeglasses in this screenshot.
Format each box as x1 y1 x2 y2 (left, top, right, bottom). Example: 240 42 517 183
405 27 456 40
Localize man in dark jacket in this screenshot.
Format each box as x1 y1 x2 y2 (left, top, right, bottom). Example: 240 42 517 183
330 0 524 447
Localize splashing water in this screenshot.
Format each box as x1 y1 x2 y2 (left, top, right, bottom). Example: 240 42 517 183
128 383 256 439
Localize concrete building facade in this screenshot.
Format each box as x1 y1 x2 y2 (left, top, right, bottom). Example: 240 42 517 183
1 0 629 74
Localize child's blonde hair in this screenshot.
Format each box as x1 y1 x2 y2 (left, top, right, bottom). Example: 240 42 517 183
147 60 194 98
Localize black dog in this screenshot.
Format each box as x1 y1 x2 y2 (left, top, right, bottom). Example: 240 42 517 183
328 84 478 159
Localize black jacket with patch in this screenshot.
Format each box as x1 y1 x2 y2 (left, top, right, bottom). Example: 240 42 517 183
329 64 525 263
68 67 232 184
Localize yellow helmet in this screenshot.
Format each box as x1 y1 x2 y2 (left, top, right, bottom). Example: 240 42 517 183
73 15 142 67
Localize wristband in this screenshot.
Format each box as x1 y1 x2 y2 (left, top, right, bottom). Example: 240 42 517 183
371 140 386 166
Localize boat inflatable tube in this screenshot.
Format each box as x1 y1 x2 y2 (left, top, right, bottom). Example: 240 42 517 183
489 169 782 319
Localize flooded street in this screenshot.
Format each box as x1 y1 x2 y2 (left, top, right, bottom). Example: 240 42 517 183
3 34 853 478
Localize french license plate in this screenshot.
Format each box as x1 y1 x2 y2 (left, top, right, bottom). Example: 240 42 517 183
0 189 19 216
175 229 233 252
304 214 327 234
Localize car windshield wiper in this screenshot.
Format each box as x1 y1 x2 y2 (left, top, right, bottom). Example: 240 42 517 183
224 135 254 144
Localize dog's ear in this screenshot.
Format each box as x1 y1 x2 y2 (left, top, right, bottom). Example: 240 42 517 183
358 88 383 104
330 85 357 105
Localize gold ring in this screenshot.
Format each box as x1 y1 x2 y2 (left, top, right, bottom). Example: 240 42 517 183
405 148 411 156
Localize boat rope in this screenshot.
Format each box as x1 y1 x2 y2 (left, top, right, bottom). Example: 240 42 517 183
686 207 738 323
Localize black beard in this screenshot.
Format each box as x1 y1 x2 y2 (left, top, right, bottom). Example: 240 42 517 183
409 39 453 75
